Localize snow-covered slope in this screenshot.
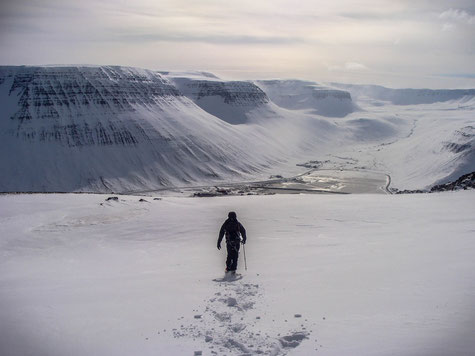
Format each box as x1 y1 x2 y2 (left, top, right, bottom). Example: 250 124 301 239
1 192 474 355
322 83 475 190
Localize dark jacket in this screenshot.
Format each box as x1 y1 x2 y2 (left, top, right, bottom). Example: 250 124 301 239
218 218 247 245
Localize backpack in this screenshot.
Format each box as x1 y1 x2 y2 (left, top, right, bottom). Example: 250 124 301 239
225 219 241 241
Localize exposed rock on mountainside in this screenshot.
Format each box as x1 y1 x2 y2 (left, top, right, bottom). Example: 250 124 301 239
167 77 270 124
3 66 180 145
393 171 475 194
431 172 475 192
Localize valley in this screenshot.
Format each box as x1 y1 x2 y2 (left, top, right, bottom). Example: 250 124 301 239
1 65 473 194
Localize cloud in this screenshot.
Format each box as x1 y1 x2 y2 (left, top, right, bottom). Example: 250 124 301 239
442 23 455 32
328 62 369 72
439 8 475 24
439 72 475 79
345 62 369 71
0 0 474 88
111 32 305 45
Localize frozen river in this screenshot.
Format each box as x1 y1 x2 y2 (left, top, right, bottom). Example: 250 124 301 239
264 170 390 195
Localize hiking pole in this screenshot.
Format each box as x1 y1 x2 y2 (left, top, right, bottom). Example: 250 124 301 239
242 243 248 270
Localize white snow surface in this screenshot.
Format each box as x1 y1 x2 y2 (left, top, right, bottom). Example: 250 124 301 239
1 192 475 356
0 65 474 193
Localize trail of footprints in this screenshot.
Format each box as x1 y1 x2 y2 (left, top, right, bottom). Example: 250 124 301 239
173 278 311 355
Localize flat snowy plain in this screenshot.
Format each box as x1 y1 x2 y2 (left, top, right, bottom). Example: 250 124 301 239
1 191 474 356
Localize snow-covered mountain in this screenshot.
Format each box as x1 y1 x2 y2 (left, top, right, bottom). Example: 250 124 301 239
331 83 475 105
1 65 474 193
0 66 287 192
255 79 356 117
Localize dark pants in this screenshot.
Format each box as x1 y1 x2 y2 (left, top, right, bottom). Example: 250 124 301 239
226 240 241 271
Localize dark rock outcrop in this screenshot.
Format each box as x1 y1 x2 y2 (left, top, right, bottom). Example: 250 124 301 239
431 172 475 192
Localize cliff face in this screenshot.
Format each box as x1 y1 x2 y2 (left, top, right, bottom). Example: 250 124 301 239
180 80 268 105
5 66 180 117
2 66 181 147
166 77 270 124
254 80 355 118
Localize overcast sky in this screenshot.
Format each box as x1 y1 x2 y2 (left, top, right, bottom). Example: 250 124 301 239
0 0 474 88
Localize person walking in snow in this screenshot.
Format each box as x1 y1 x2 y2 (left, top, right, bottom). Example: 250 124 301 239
217 211 247 273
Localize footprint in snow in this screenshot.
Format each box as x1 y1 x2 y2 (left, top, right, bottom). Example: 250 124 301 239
174 274 311 355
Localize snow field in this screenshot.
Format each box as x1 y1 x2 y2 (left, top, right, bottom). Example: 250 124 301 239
0 192 475 355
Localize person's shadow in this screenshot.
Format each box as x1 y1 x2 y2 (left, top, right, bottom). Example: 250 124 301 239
212 273 243 282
